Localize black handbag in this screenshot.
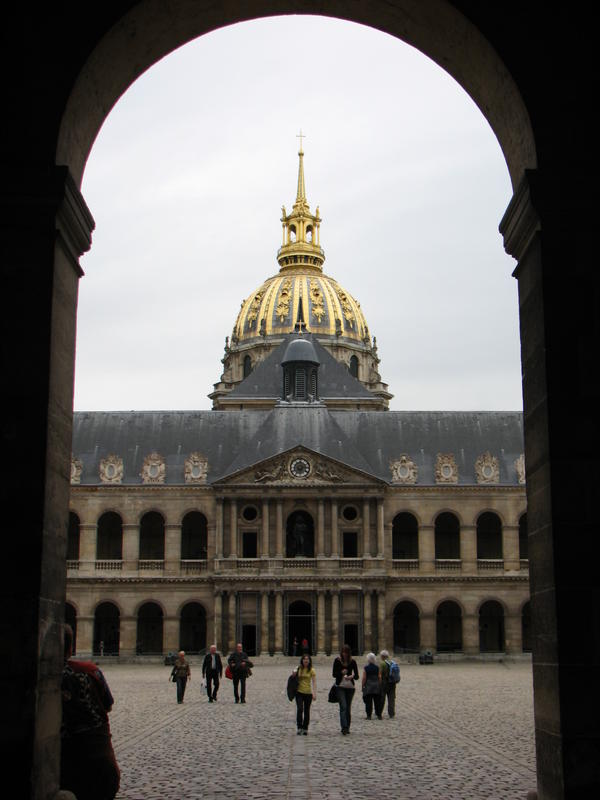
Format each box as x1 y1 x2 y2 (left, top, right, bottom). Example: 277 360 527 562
328 683 339 703
287 671 299 701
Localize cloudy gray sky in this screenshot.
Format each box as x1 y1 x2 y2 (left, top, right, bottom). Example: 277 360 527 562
75 15 522 412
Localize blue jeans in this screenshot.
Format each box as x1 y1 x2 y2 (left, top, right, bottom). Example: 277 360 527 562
336 686 355 730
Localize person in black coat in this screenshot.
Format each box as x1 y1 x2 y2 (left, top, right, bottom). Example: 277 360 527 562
227 642 253 703
202 644 223 702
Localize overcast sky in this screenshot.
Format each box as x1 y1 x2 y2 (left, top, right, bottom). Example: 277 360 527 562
75 15 522 412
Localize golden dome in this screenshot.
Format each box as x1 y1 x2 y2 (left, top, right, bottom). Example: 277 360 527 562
233 269 370 343
233 140 370 345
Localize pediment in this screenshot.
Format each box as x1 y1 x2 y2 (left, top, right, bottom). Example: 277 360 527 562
215 448 383 487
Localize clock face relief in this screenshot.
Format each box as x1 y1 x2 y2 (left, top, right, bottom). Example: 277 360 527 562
290 457 311 479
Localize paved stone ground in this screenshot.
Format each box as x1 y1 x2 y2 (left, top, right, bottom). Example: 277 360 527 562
102 659 536 800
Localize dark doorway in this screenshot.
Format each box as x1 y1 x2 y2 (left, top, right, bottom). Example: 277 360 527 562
436 600 462 652
242 624 257 656
477 512 503 559
242 531 258 558
342 531 358 558
137 602 163 654
287 600 313 654
522 600 532 652
179 602 207 653
65 602 77 654
393 601 420 653
139 512 165 559
181 512 208 559
479 600 505 652
343 624 359 656
392 513 419 559
97 512 123 560
286 510 314 557
93 602 120 655
434 513 460 559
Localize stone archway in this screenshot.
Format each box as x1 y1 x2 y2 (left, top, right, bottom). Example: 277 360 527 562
4 3 597 799
93 602 120 656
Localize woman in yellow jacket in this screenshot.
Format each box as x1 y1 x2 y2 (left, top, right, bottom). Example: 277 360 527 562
294 653 317 735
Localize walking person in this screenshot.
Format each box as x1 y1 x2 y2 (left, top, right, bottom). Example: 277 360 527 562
170 650 191 704
332 643 359 735
202 644 223 702
228 642 253 703
379 649 398 718
294 653 317 735
362 652 382 719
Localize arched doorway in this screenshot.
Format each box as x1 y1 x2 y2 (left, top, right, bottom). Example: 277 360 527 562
286 511 314 558
434 513 460 559
477 512 503 559
522 600 532 653
286 599 314 655
93 602 120 656
436 600 462 652
479 600 505 652
179 602 207 654
65 602 77 654
392 513 418 559
181 512 208 560
139 512 165 560
97 511 123 560
393 601 420 653
137 602 164 654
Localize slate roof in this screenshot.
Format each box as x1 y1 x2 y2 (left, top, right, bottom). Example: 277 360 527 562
226 335 374 401
72 408 524 486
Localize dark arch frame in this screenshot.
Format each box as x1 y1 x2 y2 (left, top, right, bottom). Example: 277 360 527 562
136 601 164 655
476 511 503 560
181 511 208 560
4 3 596 798
436 599 463 653
285 510 315 558
392 512 419 559
179 601 207 654
139 511 165 560
393 600 420 653
434 512 460 560
93 601 121 656
97 511 123 560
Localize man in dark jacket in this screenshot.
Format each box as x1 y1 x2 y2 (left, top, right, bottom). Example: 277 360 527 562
227 642 253 703
202 644 223 702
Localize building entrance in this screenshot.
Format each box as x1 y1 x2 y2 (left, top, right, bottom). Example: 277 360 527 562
285 599 314 655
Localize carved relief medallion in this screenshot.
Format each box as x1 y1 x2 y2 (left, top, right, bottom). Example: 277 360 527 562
99 454 123 484
335 287 355 327
276 279 293 322
390 455 418 484
254 457 287 483
435 453 458 484
184 452 208 484
141 452 165 484
290 456 311 479
475 452 500 484
246 289 265 327
70 455 83 485
312 458 344 482
514 453 526 485
309 280 325 323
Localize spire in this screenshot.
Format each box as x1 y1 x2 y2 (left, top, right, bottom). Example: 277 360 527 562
296 130 307 203
277 134 325 272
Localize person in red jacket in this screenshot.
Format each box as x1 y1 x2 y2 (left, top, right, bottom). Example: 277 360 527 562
60 625 120 800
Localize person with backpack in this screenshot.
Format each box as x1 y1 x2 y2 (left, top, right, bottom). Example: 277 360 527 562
379 649 400 718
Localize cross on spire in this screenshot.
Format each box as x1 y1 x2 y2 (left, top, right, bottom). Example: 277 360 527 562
296 129 306 153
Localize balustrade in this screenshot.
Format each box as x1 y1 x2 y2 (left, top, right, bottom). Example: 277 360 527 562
435 559 462 571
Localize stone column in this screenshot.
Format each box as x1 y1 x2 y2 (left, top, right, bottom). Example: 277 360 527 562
75 615 93 658
228 592 237 652
229 499 238 559
331 592 340 654
385 523 393 563
503 524 520 571
120 616 137 657
122 522 139 573
419 524 435 574
420 612 436 652
262 499 270 559
213 592 223 651
376 498 385 558
164 523 180 576
274 592 283 654
79 523 96 575
317 499 325 557
461 525 477 573
164 615 179 654
330 499 339 558
276 500 284 557
215 498 224 559
377 591 386 654
363 591 372 653
504 611 521 654
362 498 370 557
261 591 269 654
317 591 326 654
463 612 479 655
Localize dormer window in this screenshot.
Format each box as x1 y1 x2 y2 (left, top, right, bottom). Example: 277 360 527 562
281 336 320 402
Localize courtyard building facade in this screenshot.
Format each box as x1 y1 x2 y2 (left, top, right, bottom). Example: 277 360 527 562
67 149 529 659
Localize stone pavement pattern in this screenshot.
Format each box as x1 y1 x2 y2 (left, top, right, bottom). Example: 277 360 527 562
102 660 536 799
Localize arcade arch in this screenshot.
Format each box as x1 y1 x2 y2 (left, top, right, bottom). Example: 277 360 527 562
93 601 120 655
393 601 420 653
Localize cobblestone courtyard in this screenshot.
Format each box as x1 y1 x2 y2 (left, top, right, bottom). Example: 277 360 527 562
103 659 536 800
